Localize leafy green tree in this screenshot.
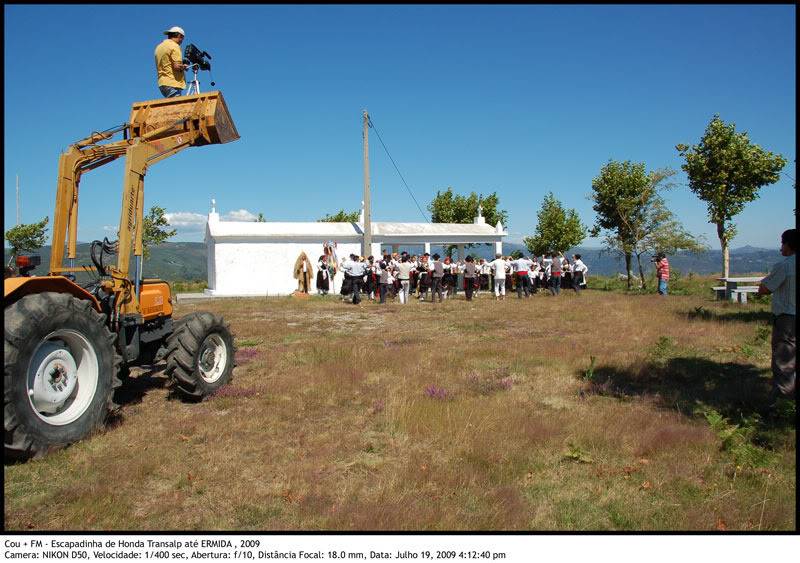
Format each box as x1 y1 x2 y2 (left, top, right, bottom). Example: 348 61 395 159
318 209 360 223
256 213 266 222
509 249 524 260
523 192 586 257
590 160 678 289
676 115 786 278
602 197 708 289
5 216 49 265
142 206 177 259
428 188 508 257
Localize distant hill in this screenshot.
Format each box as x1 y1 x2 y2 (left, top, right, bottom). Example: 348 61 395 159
5 241 779 281
475 243 778 276
5 242 207 282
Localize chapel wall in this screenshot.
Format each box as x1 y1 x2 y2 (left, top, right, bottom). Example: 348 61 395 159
208 240 360 296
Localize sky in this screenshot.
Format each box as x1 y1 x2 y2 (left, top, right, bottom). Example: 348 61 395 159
4 4 796 249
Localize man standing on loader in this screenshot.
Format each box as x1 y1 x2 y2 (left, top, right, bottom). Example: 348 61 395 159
155 25 189 98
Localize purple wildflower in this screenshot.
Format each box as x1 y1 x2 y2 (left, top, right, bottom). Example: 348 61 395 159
424 384 450 400
235 348 261 364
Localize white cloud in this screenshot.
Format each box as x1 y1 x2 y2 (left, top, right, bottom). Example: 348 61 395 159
161 208 260 236
164 211 207 232
223 208 258 222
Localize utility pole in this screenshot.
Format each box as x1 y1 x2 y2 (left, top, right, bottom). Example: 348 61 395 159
16 174 20 225
362 110 371 257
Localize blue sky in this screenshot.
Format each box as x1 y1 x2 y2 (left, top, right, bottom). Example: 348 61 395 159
4 5 796 249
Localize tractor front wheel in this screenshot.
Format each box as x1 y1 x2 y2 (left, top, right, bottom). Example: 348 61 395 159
164 312 235 400
4 292 122 460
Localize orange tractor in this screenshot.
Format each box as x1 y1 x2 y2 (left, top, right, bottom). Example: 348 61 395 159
5 92 239 459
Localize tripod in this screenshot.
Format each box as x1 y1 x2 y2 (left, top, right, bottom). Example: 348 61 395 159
185 64 202 95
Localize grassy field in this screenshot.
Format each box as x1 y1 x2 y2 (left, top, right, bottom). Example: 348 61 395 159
3 276 795 531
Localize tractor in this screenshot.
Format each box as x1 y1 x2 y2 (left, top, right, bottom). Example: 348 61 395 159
4 92 240 459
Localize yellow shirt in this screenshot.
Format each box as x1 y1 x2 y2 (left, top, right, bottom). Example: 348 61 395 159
154 39 185 88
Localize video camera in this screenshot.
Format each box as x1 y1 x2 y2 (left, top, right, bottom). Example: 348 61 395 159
183 43 212 71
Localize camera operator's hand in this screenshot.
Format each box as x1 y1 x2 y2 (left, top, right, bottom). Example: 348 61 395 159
172 60 189 73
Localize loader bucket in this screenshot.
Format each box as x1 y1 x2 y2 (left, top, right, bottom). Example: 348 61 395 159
128 91 239 145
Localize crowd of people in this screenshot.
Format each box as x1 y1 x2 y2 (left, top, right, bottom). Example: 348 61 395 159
315 251 589 305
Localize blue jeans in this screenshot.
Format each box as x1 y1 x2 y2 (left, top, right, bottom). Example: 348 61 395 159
550 275 561 295
159 85 184 98
658 279 668 295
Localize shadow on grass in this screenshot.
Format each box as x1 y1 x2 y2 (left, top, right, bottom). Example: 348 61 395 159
685 306 773 324
106 364 171 429
111 364 169 408
584 356 793 431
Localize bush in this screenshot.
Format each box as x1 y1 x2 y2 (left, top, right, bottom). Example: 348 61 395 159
171 280 208 293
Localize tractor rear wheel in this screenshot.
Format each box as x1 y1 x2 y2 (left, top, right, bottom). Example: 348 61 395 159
163 312 235 400
4 292 122 460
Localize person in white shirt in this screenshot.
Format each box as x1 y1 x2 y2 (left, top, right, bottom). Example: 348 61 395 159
395 255 416 304
572 254 588 293
456 259 466 298
386 266 396 300
339 255 353 300
512 255 531 298
489 253 507 301
528 259 539 293
366 256 377 301
504 256 514 294
758 229 796 405
562 254 573 289
541 254 552 289
479 259 491 295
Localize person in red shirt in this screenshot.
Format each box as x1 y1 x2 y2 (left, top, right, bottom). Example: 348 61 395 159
655 253 670 295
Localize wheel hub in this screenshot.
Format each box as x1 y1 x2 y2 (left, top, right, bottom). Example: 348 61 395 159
30 342 79 413
198 334 227 383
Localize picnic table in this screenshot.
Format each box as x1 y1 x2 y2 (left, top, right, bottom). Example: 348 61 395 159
713 276 764 303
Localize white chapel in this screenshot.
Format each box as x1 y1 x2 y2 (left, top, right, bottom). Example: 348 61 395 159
204 200 507 297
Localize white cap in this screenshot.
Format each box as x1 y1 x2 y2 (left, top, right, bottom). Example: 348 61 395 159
163 26 185 36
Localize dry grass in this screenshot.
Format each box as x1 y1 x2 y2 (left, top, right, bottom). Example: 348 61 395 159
4 283 795 531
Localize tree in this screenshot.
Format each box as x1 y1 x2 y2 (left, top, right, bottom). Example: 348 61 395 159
318 209 360 223
676 115 786 278
142 205 177 259
601 197 708 289
428 188 508 257
256 213 266 222
590 160 676 289
5 216 49 265
523 192 586 257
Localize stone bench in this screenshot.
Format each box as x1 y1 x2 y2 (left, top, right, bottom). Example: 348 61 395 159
711 286 726 300
730 286 759 304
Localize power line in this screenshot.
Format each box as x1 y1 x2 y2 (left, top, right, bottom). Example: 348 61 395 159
367 115 430 223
